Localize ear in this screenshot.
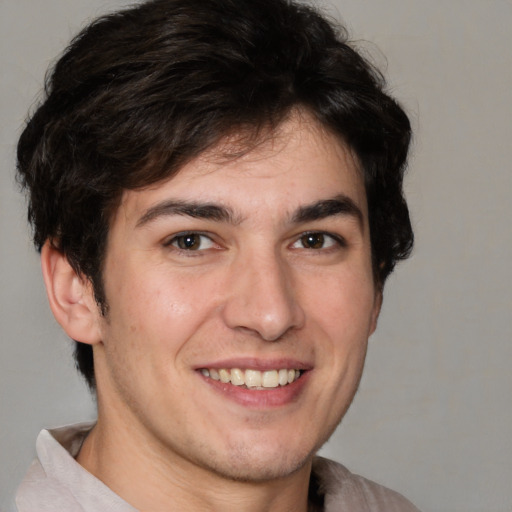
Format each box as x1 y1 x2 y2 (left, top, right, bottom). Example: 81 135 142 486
41 241 102 345
369 288 383 336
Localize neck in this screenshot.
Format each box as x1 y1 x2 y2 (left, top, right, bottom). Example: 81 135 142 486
77 416 313 512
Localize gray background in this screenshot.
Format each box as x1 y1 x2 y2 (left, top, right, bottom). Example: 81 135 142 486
1 1 511 511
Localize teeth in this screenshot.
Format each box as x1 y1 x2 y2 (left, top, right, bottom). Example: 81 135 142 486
200 367 302 388
230 368 244 386
262 370 279 388
219 369 230 383
245 369 262 388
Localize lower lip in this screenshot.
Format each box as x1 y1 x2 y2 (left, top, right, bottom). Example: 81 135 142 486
200 371 310 408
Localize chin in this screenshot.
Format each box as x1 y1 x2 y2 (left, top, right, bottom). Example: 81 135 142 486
207 450 313 483
195 432 325 484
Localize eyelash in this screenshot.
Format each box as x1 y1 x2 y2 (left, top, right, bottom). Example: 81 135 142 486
163 230 346 254
163 232 218 253
291 231 346 251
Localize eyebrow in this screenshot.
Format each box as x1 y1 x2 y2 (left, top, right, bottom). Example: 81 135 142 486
136 200 240 227
291 195 364 228
136 194 364 229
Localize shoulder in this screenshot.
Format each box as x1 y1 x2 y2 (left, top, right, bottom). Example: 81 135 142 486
312 456 421 512
15 457 83 512
15 423 135 512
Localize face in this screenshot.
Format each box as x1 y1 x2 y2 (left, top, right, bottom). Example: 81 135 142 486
91 114 380 483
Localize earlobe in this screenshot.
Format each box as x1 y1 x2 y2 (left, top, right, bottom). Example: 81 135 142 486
41 241 102 345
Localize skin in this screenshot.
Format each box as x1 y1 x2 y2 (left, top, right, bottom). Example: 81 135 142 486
43 113 381 512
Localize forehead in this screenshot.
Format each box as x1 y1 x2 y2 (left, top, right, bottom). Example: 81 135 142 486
115 113 367 224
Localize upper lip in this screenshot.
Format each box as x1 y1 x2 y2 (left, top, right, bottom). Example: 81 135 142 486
193 357 313 371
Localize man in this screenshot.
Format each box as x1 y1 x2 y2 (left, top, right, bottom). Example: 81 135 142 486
15 0 418 510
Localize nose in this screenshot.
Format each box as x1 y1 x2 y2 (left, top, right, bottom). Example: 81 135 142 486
221 250 305 341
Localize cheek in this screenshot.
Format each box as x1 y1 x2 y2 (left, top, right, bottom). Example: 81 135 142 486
99 273 204 396
105 265 223 354
305 268 376 338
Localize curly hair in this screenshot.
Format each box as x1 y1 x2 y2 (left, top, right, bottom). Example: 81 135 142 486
16 0 413 389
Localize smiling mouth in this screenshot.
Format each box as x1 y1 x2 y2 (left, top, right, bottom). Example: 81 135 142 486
199 368 303 389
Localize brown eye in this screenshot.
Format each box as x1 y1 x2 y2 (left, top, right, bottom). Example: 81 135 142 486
177 234 201 250
169 233 215 251
291 232 341 251
301 233 325 249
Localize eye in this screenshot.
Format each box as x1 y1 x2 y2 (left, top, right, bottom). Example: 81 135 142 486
291 232 342 250
167 233 216 251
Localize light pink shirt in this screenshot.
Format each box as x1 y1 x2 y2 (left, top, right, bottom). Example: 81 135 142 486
16 423 420 511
